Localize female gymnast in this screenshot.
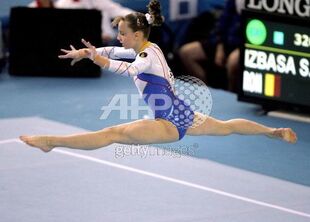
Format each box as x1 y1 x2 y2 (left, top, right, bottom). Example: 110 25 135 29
20 0 297 152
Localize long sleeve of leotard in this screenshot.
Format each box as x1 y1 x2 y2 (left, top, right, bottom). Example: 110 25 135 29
107 50 152 77
96 47 136 60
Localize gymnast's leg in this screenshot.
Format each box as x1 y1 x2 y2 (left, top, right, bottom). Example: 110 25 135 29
186 112 297 143
20 119 179 152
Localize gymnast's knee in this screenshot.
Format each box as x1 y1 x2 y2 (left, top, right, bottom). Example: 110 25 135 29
221 120 234 135
97 126 126 144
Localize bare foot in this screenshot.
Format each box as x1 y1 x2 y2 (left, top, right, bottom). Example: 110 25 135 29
19 135 54 152
270 128 297 144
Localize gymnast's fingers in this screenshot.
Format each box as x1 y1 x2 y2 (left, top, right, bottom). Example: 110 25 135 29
58 53 71 59
60 49 70 53
81 38 94 49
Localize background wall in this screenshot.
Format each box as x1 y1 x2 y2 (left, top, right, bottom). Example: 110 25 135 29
0 0 30 16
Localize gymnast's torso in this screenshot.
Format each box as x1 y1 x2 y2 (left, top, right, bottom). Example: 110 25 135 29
96 42 194 139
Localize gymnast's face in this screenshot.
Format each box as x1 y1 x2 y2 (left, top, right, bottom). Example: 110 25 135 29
117 20 142 51
117 20 135 49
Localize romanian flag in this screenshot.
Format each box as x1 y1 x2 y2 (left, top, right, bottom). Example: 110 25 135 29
264 73 281 97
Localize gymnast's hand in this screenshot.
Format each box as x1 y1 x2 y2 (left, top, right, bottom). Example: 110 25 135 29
81 38 98 61
81 39 110 68
58 44 86 66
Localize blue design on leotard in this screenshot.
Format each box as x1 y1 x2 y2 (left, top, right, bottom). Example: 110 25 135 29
137 73 194 140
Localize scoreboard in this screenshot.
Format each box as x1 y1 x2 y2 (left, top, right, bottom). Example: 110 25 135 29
238 10 310 110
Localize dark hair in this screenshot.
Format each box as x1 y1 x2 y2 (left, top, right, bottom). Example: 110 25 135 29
112 0 164 39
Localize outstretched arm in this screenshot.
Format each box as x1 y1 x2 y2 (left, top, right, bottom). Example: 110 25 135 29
83 39 151 77
58 39 136 66
96 46 136 60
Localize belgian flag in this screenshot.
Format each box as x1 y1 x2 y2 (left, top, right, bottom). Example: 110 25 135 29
264 73 281 97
